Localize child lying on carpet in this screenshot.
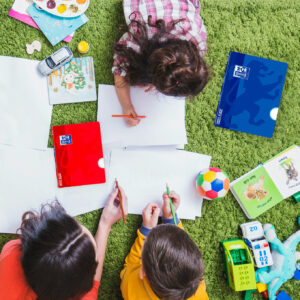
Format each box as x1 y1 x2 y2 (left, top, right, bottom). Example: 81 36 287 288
112 0 210 126
0 187 128 300
120 190 209 300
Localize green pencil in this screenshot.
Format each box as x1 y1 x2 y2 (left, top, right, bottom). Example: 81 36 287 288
166 184 177 225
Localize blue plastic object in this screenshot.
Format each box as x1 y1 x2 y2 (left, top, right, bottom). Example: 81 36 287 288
294 269 300 280
276 290 292 300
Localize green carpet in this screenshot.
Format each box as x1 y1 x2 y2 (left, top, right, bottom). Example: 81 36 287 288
0 0 299 299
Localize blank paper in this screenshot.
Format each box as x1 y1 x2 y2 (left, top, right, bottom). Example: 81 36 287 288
108 149 211 219
97 84 187 147
0 145 57 233
0 56 52 150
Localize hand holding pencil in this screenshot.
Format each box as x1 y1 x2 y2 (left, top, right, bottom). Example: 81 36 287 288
162 189 180 223
100 184 128 228
122 105 141 127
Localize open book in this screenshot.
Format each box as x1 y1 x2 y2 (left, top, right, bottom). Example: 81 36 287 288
230 145 300 218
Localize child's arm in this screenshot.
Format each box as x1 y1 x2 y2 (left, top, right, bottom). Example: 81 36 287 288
93 187 128 282
122 203 160 268
114 75 140 127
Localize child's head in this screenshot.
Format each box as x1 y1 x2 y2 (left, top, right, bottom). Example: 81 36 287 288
113 16 209 97
141 224 204 300
19 202 97 300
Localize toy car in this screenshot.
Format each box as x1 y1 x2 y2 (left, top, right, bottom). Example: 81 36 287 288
240 221 273 268
38 47 73 76
220 239 256 291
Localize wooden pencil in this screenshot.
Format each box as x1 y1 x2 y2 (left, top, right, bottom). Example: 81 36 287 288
112 115 146 118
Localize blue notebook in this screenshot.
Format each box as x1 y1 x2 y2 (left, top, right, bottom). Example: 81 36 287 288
27 4 88 46
214 52 288 138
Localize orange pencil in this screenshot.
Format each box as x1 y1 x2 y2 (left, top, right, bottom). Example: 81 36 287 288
115 179 126 224
112 115 146 118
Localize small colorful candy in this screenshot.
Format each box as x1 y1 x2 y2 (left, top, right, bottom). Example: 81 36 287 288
196 167 230 200
77 41 89 54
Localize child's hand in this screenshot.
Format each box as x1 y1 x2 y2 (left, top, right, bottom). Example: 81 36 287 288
142 203 160 229
162 191 180 219
123 105 141 127
100 187 128 229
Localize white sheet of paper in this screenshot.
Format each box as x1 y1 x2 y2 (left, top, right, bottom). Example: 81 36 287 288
56 147 112 215
0 146 113 234
0 56 52 150
97 84 187 147
108 149 211 219
0 145 57 234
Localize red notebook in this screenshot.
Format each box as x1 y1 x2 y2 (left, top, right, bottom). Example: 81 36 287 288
52 122 106 188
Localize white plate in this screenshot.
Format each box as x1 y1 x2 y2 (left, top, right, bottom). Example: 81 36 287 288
32 0 90 18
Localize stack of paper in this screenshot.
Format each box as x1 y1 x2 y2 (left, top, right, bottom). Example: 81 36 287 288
0 56 55 233
0 67 211 233
97 84 211 220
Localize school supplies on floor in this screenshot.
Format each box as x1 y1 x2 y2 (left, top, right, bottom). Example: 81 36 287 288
108 149 211 219
0 56 52 150
27 4 88 46
97 85 187 147
52 122 106 188
230 145 300 218
47 57 97 104
214 52 288 138
8 0 73 43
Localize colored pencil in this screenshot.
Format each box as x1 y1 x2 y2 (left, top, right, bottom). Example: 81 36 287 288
115 179 126 224
112 115 146 118
166 184 177 225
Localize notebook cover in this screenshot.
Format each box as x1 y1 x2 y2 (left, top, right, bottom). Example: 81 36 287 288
214 52 288 138
52 122 106 188
27 4 88 46
8 0 73 42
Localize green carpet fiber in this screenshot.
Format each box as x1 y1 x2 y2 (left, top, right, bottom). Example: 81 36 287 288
0 0 300 299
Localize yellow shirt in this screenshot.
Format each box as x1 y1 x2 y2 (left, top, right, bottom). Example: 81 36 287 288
120 221 209 300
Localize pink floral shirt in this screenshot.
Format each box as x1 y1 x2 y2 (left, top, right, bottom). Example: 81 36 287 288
112 0 207 76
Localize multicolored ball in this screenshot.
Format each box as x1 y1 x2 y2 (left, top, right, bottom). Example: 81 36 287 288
196 167 230 200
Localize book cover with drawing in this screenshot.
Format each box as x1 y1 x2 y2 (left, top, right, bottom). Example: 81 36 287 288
47 57 96 104
230 145 300 218
52 122 106 188
8 0 73 42
214 52 288 138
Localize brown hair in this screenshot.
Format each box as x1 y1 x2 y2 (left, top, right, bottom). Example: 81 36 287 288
142 224 204 300
113 13 209 97
19 202 97 300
